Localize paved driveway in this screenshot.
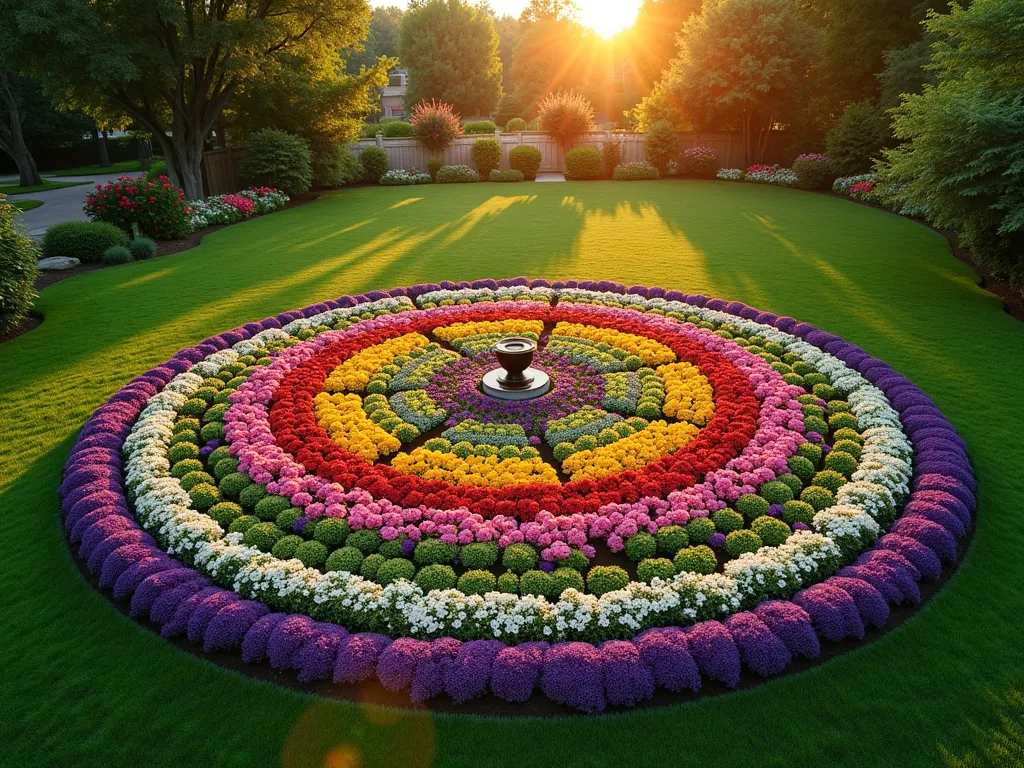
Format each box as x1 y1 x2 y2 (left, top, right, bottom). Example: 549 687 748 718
3 173 131 238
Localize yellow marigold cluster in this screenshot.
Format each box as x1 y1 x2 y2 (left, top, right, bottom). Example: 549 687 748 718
560 420 700 481
324 333 430 392
552 323 676 365
391 448 560 487
432 319 545 342
657 362 715 425
313 392 401 460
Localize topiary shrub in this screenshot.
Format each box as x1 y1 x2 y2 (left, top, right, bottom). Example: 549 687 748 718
458 570 497 595
415 564 457 592
102 245 133 265
710 509 745 533
505 117 527 133
376 557 416 585
128 236 157 260
792 153 836 190
686 517 716 544
313 518 349 549
612 162 659 180
601 139 622 178
359 145 389 183
520 570 558 598
725 529 764 558
538 90 594 149
496 571 519 594
381 120 413 138
637 557 676 583
426 157 444 181
826 103 889 176
414 538 459 566
239 129 313 196
294 540 328 569
325 546 364 573
489 169 524 182
460 541 499 569
463 120 497 135
471 138 502 177
680 145 719 178
502 542 538 574
509 145 542 180
564 146 602 180
435 165 480 183
736 494 771 519
586 565 629 596
411 99 462 152
644 120 678 172
551 567 585 594
43 221 128 263
624 532 657 562
0 196 39 334
751 517 792 547
674 545 718 575
782 500 816 525
655 525 688 557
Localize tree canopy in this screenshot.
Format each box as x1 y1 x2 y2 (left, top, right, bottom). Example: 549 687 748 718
344 5 404 74
8 0 374 199
399 0 502 117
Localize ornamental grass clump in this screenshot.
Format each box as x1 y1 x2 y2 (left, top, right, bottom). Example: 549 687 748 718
538 90 594 149
411 99 462 152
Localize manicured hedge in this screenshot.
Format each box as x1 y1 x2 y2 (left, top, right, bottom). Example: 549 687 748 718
564 147 602 180
436 165 480 183
613 162 660 180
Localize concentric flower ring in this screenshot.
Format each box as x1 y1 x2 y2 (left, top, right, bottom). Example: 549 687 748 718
61 279 974 712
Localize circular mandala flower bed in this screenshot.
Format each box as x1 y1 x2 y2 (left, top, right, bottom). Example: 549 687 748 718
62 279 975 712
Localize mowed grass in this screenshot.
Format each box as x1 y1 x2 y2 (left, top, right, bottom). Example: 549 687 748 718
43 159 144 177
1 181 1023 768
0 179 92 194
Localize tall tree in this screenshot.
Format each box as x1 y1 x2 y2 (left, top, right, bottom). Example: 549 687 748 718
494 15 521 91
637 0 820 164
0 21 43 186
799 0 936 112
344 5 404 74
399 0 502 116
629 0 703 90
8 0 373 200
510 0 586 116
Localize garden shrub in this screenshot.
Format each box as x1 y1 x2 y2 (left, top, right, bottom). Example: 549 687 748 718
585 565 629 596
717 168 743 181
427 157 444 181
655 525 688 556
505 117 527 133
612 162 659 180
680 145 719 178
471 138 502 176
509 145 542 180
624 532 657 562
144 159 168 182
411 99 462 152
538 90 594 148
644 120 677 173
637 558 676 584
435 165 479 183
381 120 413 138
879 0 1024 287
458 570 497 595
489 169 524 182
461 542 499 569
666 160 679 176
601 139 622 177
502 543 538 574
43 221 128 263
0 196 39 334
359 146 389 183
415 564 457 592
792 153 836 190
359 123 380 139
325 546 364 573
376 557 416 585
725 529 763 558
84 175 191 239
463 120 497 135
102 245 133 265
520 570 558 598
414 538 458 565
673 545 717 575
825 103 889 176
128 237 157 260
564 147 601 180
312 143 361 188
239 129 313 196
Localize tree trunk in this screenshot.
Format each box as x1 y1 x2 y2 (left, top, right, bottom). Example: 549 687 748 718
98 128 111 167
153 129 206 201
0 75 43 187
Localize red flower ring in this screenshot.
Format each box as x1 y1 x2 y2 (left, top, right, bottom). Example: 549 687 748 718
268 304 760 519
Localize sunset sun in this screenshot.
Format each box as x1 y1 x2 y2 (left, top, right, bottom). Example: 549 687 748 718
578 0 641 37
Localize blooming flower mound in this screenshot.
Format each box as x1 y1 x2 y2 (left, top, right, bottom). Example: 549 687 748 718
63 278 974 713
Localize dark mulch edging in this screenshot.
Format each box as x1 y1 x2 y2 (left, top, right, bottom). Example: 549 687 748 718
0 312 43 345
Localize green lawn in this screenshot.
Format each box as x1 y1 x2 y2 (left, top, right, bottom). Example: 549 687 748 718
0 179 92 194
2 181 1022 768
43 159 144 177
11 198 43 212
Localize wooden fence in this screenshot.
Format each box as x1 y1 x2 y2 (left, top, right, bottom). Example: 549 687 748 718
202 147 247 197
351 130 788 174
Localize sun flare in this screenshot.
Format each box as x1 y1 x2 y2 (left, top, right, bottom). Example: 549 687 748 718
577 0 641 38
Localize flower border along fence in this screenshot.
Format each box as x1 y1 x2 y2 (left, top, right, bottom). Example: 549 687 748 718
351 131 789 175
